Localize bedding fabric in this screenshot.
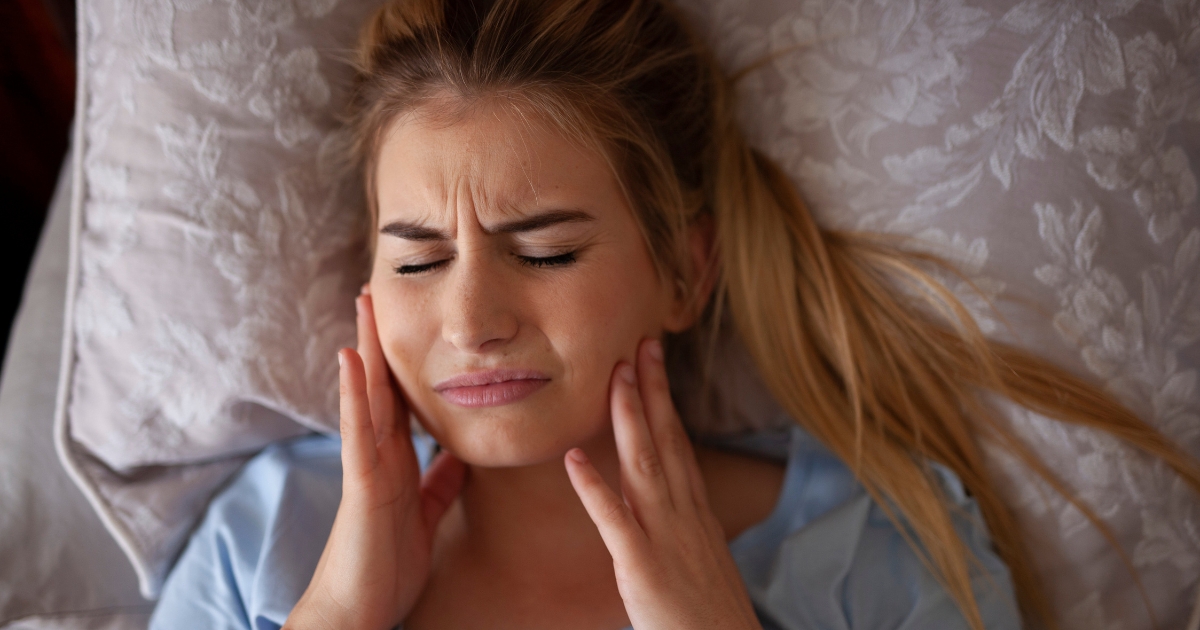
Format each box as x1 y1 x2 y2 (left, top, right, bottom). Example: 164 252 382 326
0 154 150 629
58 0 1199 626
59 0 383 598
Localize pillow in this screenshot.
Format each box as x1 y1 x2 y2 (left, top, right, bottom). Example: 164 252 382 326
58 0 380 596
58 0 1200 626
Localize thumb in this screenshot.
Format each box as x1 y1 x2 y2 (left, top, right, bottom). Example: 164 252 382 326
419 451 467 533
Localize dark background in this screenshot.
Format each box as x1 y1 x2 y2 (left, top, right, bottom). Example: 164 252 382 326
1 0 76 358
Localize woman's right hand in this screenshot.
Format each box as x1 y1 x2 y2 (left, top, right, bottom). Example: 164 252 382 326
285 289 467 630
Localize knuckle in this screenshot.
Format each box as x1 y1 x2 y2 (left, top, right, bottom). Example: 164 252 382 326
664 432 689 461
601 498 629 525
619 391 643 418
635 448 663 478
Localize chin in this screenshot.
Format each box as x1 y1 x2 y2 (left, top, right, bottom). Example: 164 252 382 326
416 402 608 468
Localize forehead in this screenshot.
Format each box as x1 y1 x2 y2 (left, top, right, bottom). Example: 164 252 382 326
374 101 621 224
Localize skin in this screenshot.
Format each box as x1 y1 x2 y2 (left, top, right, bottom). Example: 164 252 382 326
285 100 783 630
369 101 680 467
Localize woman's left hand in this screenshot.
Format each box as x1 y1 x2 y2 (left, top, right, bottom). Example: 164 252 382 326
564 338 762 630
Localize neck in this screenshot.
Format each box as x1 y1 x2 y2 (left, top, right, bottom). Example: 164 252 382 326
450 427 623 579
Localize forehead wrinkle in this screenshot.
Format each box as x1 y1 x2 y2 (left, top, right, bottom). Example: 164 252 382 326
418 148 458 238
501 103 543 208
456 98 549 214
379 98 614 243
460 122 544 224
376 114 460 239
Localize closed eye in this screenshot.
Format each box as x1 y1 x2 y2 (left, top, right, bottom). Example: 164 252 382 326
394 259 451 275
393 251 577 275
517 252 577 268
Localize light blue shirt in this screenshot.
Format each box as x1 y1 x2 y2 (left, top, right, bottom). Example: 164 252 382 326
150 427 1020 629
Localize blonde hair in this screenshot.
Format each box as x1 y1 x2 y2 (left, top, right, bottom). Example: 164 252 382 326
346 0 1200 627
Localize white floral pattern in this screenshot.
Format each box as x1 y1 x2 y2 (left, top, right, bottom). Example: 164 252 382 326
61 0 379 597
679 0 1200 626
60 0 1200 624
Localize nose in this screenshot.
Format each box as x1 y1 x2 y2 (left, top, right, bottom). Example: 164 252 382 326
440 249 520 353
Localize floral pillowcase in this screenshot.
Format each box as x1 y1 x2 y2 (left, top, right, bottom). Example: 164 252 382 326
58 0 1199 625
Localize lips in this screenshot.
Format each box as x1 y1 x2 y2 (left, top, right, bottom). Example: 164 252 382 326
433 368 550 408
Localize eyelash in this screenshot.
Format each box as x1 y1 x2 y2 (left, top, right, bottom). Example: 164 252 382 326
394 259 450 275
393 252 577 275
518 252 577 268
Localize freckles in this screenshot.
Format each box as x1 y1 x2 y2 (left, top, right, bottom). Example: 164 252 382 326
372 290 430 379
546 267 654 380
588 257 660 323
379 295 442 433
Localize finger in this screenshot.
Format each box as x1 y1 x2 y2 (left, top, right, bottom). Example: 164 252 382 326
610 361 673 515
338 348 378 480
564 448 649 560
419 451 467 534
637 338 696 514
356 293 399 443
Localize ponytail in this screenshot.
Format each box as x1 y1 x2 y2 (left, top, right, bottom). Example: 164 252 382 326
708 78 1200 628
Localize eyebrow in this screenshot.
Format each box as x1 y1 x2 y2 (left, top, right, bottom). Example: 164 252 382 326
379 209 595 241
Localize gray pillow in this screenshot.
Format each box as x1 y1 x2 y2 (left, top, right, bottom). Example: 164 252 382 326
58 0 379 596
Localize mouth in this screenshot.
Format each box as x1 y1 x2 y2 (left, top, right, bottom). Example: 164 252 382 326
433 369 550 408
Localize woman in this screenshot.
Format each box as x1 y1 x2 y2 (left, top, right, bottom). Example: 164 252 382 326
150 0 1200 628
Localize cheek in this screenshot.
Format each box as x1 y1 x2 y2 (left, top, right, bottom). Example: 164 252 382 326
538 248 668 387
369 280 436 397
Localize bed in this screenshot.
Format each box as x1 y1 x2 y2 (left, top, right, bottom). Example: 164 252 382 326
1 0 1198 628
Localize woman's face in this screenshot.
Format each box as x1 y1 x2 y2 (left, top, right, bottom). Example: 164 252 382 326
370 102 684 467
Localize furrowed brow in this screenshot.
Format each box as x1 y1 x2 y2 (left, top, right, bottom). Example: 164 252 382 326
378 209 594 240
379 221 448 241
490 209 594 234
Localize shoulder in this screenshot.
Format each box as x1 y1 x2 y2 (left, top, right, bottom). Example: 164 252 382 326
711 426 1021 630
149 433 344 630
694 442 786 541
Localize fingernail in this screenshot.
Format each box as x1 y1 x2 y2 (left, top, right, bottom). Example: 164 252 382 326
647 339 663 362
568 448 588 463
360 283 370 295
337 351 344 366
354 296 362 315
618 363 636 385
